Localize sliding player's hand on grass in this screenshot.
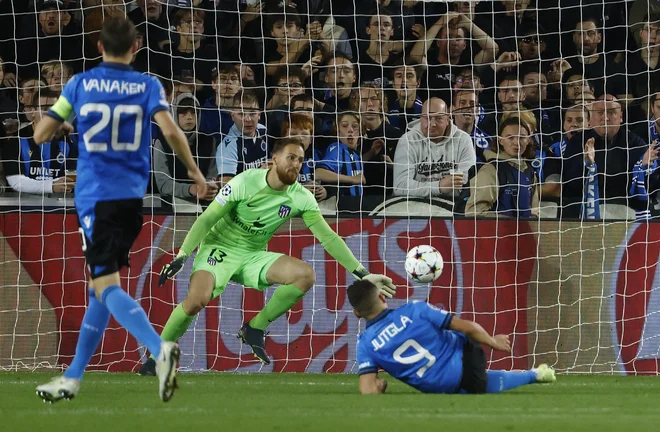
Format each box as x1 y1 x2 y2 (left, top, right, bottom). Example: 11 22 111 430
158 255 188 286
362 273 397 298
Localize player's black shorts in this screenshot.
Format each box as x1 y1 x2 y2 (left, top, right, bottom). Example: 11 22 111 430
459 339 488 394
77 199 143 279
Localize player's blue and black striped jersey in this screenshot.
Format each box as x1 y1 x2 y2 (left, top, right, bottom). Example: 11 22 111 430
356 302 467 393
48 62 169 205
216 123 269 176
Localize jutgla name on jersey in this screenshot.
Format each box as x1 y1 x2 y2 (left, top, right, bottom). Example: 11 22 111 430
83 79 147 95
372 315 413 351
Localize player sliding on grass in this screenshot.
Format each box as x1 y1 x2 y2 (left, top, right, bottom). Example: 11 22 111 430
139 138 396 373
32 18 208 403
347 279 556 394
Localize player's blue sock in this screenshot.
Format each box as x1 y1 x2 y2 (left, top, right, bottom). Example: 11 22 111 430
101 285 162 358
485 370 537 393
64 289 111 380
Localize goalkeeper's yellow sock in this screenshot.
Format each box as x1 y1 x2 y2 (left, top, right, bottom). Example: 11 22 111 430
149 303 195 359
250 284 305 331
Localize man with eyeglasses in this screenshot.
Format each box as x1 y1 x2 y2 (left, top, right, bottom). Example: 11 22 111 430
199 64 240 144
265 66 306 138
318 52 356 112
2 88 76 195
561 95 658 220
216 90 268 186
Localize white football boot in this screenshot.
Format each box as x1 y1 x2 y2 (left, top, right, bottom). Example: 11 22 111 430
36 376 80 404
156 341 180 402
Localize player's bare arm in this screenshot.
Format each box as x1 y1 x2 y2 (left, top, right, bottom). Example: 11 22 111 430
449 316 511 352
33 115 74 144
359 373 388 395
154 110 207 199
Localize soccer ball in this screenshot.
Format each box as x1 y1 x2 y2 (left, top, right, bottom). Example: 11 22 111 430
405 245 444 283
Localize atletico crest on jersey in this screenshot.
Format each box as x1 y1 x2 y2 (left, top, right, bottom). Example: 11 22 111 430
278 205 291 218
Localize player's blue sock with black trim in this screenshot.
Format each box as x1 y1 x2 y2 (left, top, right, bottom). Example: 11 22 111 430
64 289 111 380
101 285 162 358
485 370 537 393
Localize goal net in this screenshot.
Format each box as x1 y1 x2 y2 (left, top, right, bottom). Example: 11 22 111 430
1 0 659 376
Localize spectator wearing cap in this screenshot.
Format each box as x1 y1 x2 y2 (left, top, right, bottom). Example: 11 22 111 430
199 64 240 144
153 92 219 202
409 11 498 103
15 0 84 79
388 63 423 131
351 84 403 196
561 95 658 220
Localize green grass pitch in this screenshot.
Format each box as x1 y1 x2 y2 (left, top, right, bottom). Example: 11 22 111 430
1 373 658 431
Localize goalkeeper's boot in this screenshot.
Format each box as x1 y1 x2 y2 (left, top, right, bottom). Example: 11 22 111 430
238 323 271 365
534 364 557 383
138 357 157 376
36 376 80 404
156 341 180 402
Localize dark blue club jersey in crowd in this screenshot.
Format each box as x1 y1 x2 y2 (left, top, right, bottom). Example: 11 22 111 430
357 302 468 394
317 142 364 196
48 62 169 235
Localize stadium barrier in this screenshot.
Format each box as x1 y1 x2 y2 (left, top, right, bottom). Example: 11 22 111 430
1 213 658 375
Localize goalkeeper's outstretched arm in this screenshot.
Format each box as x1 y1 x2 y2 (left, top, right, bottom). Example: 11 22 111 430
159 200 234 284
302 211 396 298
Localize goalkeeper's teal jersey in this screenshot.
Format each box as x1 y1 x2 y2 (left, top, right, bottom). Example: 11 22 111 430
207 168 319 251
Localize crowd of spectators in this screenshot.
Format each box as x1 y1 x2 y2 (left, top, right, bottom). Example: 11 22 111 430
1 0 660 220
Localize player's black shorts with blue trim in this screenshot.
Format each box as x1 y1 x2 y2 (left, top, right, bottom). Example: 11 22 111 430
76 199 143 279
459 339 488 394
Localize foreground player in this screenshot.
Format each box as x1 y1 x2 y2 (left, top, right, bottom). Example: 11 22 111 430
139 138 396 373
348 280 556 394
33 18 207 403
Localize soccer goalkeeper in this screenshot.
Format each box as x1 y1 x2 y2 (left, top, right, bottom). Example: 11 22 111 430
139 138 396 373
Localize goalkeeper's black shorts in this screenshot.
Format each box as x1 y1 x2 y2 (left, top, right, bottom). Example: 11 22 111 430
459 339 488 394
76 199 143 279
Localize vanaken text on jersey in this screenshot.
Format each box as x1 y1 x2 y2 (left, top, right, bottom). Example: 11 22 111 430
83 79 147 95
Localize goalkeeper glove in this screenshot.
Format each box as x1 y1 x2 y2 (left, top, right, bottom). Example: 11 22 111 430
353 265 397 298
158 253 188 286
